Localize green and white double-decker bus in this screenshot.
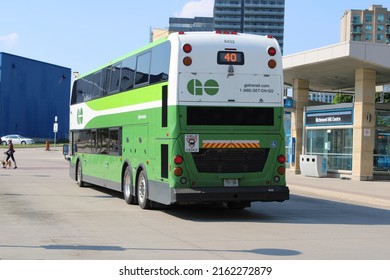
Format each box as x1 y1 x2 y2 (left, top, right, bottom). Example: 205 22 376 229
68 31 289 209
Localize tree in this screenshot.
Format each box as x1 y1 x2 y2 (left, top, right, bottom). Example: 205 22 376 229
332 93 353 104
375 92 390 103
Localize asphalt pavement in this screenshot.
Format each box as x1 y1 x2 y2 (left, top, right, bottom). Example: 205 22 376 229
1 147 389 210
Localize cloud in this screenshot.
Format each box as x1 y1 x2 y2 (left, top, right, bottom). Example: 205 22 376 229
176 0 214 18
0 33 19 51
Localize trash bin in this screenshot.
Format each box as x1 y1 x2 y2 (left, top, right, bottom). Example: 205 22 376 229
300 155 327 177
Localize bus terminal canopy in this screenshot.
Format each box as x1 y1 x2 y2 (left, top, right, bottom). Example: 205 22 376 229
283 41 390 91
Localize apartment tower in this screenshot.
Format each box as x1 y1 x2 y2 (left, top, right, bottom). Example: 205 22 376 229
340 5 390 43
213 0 285 51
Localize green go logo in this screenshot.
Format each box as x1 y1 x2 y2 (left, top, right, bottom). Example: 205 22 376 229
187 79 219 96
77 108 83 125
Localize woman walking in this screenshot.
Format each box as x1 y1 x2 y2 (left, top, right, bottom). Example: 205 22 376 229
4 139 17 169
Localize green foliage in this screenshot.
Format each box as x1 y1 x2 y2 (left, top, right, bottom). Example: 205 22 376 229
332 93 353 104
375 92 390 103
333 92 390 104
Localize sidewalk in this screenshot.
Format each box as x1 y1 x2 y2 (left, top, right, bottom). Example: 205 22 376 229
286 170 390 210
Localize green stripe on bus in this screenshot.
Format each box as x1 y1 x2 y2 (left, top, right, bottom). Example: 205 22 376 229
86 82 168 111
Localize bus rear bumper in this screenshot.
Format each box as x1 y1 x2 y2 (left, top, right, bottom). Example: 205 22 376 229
172 186 289 203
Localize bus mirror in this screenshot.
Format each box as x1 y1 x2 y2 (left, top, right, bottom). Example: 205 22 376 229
62 144 70 161
62 144 69 155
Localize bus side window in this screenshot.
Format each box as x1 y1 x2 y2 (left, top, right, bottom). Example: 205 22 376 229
150 41 170 84
97 128 109 154
101 68 110 96
109 128 120 155
82 75 94 101
92 71 102 99
135 52 151 86
109 63 122 94
120 56 136 91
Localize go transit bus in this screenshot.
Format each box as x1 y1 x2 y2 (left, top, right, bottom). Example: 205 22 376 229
68 31 289 209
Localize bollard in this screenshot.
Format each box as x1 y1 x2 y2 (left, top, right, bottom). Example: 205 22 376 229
45 141 50 151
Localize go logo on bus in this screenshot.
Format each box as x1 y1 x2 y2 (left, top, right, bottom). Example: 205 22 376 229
187 79 219 96
77 108 83 125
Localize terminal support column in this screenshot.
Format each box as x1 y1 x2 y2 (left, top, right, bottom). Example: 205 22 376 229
290 78 309 174
352 68 376 181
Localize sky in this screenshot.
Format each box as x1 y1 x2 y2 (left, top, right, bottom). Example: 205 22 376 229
0 0 384 74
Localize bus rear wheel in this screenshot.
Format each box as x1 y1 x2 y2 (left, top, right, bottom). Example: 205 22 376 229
137 170 152 209
123 166 136 205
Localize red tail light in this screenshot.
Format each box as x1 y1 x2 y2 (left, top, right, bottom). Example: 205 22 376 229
268 47 276 56
174 155 183 165
278 166 286 175
183 44 192 53
277 155 286 164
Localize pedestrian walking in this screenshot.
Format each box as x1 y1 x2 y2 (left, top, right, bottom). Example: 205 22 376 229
4 139 17 169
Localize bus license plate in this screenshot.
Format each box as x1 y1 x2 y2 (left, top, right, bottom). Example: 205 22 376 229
224 179 239 187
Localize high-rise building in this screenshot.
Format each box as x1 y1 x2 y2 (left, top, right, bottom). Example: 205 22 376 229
340 5 390 43
213 0 285 51
167 1 285 50
169 17 214 32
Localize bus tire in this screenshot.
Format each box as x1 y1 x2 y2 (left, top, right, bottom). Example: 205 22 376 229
76 160 85 187
137 170 152 209
123 165 136 205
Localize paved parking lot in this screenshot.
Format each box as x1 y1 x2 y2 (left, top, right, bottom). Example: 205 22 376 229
1 148 390 260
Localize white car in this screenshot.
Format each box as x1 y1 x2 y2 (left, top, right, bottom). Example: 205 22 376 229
1 134 35 145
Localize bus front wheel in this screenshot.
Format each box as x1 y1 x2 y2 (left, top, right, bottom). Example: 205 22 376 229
123 166 136 205
137 170 152 209
76 161 85 187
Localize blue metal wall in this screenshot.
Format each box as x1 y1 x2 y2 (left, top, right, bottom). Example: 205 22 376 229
0 53 71 141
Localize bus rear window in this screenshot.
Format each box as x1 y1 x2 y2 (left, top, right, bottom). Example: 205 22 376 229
187 107 274 126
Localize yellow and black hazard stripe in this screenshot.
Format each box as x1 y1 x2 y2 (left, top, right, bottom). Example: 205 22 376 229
202 140 260 149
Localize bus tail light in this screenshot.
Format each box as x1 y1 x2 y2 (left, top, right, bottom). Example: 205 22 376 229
267 45 277 69
277 155 286 164
278 166 285 175
174 155 183 165
268 47 276 56
268 59 277 69
183 57 192 66
183 44 192 53
215 30 238 35
182 43 192 66
174 167 183 176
